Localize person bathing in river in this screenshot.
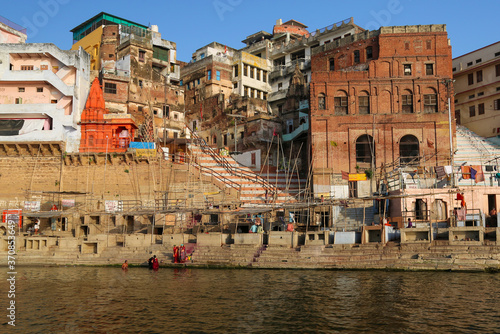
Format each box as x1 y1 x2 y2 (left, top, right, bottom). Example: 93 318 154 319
173 245 179 263
122 260 128 270
152 255 159 270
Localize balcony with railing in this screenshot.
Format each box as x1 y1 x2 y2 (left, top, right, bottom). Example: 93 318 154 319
269 58 311 81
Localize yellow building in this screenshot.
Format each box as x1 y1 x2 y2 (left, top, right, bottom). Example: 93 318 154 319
453 41 500 138
71 26 102 71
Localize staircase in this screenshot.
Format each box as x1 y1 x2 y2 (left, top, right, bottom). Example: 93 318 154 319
454 126 500 186
190 244 259 267
187 132 305 206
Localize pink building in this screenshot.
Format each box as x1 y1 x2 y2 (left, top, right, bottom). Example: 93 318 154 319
0 43 90 152
0 16 27 44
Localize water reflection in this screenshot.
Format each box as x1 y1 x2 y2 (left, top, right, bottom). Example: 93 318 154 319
2 267 499 333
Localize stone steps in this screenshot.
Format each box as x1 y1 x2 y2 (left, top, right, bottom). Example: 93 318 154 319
189 144 305 204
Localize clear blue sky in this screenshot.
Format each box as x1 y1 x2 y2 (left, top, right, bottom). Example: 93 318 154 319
2 0 499 61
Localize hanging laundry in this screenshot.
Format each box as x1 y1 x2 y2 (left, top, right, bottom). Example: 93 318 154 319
435 166 446 179
476 172 485 183
472 165 484 183
461 166 471 179
456 208 467 221
444 166 452 175
470 167 477 180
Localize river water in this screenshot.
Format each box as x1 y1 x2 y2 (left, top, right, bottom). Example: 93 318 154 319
1 267 499 333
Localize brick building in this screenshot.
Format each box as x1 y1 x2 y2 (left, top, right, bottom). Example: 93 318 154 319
309 25 454 198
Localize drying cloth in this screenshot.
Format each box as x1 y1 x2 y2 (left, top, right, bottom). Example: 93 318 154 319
471 167 477 180
456 208 467 221
472 165 484 183
461 166 471 179
435 166 446 179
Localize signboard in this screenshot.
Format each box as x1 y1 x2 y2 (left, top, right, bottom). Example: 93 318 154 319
348 173 367 182
135 149 157 158
24 201 40 212
105 200 123 213
62 199 75 207
2 209 22 228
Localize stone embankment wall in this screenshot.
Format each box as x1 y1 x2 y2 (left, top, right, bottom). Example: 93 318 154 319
1 232 499 272
0 155 208 207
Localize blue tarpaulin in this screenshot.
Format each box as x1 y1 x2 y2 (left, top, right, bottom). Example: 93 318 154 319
129 142 155 149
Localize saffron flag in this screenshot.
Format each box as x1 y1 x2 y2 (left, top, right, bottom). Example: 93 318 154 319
341 171 349 180
427 139 434 148
200 104 203 120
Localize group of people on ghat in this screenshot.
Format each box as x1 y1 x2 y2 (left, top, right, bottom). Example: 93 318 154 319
120 246 188 270
173 244 187 263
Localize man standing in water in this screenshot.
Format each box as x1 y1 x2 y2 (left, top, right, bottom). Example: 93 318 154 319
122 260 128 270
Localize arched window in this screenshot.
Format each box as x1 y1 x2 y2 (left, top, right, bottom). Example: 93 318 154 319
366 46 373 59
334 90 348 115
402 89 413 113
358 91 370 114
423 87 438 113
356 135 375 164
399 135 419 164
354 50 360 64
329 58 335 71
318 93 325 110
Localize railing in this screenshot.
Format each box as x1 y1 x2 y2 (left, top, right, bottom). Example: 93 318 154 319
282 121 309 142
188 127 278 198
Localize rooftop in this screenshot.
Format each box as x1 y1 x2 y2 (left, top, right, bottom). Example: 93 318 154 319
281 19 308 28
0 15 27 35
70 12 149 43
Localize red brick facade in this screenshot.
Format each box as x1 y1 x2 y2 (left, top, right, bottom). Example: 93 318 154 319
309 26 454 187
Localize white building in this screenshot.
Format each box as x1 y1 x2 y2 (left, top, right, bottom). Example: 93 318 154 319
0 43 90 152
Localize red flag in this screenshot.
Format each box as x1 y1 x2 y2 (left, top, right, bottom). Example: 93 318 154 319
273 129 277 136
200 103 203 120
225 45 227 53
341 171 349 180
427 139 434 148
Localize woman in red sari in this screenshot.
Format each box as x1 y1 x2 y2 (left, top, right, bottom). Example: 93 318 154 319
152 255 159 270
173 245 179 263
